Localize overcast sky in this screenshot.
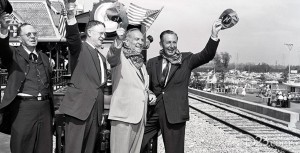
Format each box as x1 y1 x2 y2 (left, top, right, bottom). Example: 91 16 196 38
76 0 300 66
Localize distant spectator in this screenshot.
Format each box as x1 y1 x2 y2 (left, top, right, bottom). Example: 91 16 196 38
241 86 246 96
225 85 228 94
283 93 287 108
277 92 283 106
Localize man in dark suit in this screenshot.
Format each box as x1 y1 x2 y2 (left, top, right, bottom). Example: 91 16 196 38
141 20 222 153
58 4 107 153
0 14 54 153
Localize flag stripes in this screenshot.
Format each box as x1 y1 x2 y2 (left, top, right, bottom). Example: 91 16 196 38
127 3 163 30
58 14 66 37
142 7 163 30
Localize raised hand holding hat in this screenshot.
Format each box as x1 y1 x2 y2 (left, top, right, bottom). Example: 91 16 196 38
219 8 239 30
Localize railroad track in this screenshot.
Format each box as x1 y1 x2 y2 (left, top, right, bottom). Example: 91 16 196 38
189 93 300 153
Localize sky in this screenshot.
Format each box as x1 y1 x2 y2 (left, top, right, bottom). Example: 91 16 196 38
75 0 300 66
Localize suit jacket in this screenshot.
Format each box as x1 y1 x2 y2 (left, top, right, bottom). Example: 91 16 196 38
147 38 219 124
107 40 149 124
0 35 54 134
59 24 105 121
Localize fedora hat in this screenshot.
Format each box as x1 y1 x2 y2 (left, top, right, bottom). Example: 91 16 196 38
0 0 13 14
219 9 239 30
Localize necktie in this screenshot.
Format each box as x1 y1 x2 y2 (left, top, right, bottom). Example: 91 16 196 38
160 60 170 86
138 69 145 83
29 53 37 62
95 49 107 84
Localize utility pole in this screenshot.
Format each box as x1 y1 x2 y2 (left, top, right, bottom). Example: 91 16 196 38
284 43 293 83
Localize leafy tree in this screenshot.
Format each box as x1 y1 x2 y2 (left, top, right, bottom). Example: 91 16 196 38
213 52 231 84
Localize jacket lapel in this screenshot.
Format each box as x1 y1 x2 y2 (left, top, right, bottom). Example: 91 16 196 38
155 56 163 86
128 59 146 87
17 46 30 62
164 53 188 86
166 64 179 84
84 42 101 78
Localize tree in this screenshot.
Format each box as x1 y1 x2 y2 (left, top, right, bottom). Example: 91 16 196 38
213 52 231 84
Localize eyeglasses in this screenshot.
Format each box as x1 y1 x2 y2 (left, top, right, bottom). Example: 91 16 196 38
90 30 106 37
21 32 38 37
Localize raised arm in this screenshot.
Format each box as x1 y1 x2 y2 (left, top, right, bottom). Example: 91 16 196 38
106 28 125 68
64 4 81 56
189 20 222 69
0 13 13 68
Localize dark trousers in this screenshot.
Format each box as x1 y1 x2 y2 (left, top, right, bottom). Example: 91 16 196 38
141 100 186 153
10 99 52 153
64 92 103 153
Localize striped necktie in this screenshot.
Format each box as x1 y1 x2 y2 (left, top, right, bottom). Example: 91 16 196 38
160 60 169 86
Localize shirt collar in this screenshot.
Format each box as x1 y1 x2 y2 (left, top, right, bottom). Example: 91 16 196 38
22 45 38 56
85 41 96 50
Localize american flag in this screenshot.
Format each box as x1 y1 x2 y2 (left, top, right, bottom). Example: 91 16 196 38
127 3 163 31
58 14 66 37
57 0 67 38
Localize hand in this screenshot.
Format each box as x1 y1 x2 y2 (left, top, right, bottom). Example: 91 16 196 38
143 39 151 49
116 27 126 40
66 2 77 20
148 93 157 105
211 19 222 39
0 13 11 30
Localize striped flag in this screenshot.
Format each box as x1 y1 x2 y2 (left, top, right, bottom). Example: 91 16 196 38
127 3 163 31
58 14 66 37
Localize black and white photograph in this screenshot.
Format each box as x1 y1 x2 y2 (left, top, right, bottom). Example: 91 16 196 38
1 0 300 152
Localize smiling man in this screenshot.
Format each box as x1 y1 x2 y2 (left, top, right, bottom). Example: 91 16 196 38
107 27 156 153
58 4 108 153
0 14 54 153
141 20 222 153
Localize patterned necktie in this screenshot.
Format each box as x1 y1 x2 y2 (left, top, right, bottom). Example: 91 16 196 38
160 60 169 86
29 53 37 62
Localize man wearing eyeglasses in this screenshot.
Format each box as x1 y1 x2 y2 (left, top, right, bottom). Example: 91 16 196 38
0 13 54 153
58 3 107 153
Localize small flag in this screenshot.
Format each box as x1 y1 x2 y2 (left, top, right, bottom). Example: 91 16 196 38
284 43 293 51
58 14 66 37
127 3 163 31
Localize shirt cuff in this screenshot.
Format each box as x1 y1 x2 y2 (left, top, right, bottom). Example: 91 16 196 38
67 17 77 25
210 36 219 41
0 32 8 39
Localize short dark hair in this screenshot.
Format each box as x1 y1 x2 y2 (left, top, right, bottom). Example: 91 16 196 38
17 23 32 36
85 20 106 34
159 30 178 42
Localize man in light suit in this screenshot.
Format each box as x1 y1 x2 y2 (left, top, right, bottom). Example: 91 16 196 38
141 20 222 153
58 5 107 153
107 27 156 153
